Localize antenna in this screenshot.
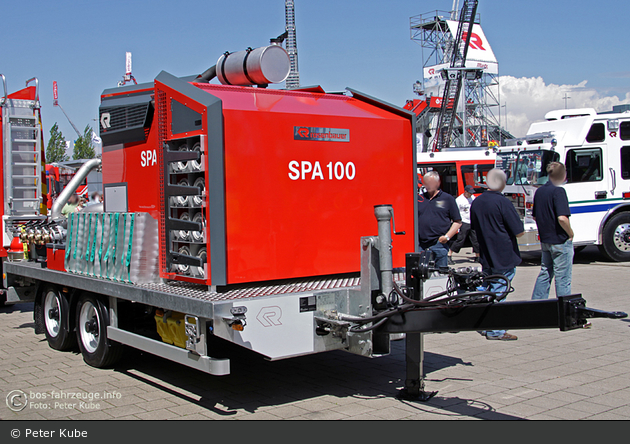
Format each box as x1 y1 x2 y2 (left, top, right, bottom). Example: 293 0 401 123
284 1 300 89
562 91 571 109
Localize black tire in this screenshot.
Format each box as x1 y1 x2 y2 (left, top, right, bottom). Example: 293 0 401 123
42 286 76 351
75 293 123 368
599 212 630 262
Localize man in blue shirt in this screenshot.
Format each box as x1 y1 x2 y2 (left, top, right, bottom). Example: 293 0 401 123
471 168 524 341
417 171 462 268
531 162 575 301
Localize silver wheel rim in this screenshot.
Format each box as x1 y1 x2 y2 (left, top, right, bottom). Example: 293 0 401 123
79 301 100 354
44 291 60 338
613 223 630 252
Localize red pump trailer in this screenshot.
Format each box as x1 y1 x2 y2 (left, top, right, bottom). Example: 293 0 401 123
3 62 621 400
99 72 417 286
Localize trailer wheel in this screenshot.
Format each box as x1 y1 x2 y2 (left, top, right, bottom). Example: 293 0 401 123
43 286 76 351
599 212 630 262
75 294 123 368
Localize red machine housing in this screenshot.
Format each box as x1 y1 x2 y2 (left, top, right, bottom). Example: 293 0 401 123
99 72 417 287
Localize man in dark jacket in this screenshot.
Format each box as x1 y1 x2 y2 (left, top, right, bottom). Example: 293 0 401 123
471 168 524 340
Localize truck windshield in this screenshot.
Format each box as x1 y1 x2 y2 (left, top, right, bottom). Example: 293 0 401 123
496 150 560 186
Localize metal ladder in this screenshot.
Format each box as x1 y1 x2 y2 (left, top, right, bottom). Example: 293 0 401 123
1 76 43 218
435 0 479 150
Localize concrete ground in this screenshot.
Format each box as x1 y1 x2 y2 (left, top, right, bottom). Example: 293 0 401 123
1 245 629 421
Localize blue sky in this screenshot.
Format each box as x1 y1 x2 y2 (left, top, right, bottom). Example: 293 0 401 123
2 0 629 142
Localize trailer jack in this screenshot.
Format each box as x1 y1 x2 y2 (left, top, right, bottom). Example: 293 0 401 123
362 206 629 402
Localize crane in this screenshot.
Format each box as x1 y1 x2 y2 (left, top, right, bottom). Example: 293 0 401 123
434 0 479 151
53 81 81 139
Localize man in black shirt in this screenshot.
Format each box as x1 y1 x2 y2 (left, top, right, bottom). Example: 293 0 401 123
471 168 524 340
417 171 462 268
531 162 575 300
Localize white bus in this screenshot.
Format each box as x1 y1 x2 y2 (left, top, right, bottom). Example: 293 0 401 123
495 105 630 261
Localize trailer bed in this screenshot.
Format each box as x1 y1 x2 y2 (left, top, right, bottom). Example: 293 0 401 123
4 260 403 318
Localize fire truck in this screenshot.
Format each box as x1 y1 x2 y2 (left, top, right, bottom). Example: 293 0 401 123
1 46 625 401
495 106 630 261
46 163 88 210
416 148 496 197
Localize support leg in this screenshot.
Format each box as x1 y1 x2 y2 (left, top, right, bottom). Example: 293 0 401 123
398 332 436 401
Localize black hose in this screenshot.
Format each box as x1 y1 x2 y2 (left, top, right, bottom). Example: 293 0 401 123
344 274 512 327
480 274 512 301
393 280 498 306
197 65 217 83
349 317 388 333
344 303 417 325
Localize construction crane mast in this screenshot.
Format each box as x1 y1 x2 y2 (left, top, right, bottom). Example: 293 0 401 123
284 1 300 89
53 81 82 139
435 0 479 150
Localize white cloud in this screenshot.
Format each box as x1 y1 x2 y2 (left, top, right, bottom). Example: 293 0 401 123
498 76 630 137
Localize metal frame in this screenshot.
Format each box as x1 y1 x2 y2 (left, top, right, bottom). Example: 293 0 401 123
410 8 502 149
2 92 43 220
155 71 227 286
107 327 229 376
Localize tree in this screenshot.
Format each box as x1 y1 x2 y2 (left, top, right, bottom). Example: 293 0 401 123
46 123 69 163
72 125 96 160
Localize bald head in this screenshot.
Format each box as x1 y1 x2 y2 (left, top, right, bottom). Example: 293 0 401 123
486 168 507 192
422 171 441 194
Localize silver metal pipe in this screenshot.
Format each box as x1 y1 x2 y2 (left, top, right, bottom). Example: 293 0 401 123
0 74 7 105
25 77 39 106
51 158 102 224
374 205 394 298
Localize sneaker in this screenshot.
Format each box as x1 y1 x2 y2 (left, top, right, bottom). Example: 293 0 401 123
448 257 455 265
583 321 592 329
486 333 518 341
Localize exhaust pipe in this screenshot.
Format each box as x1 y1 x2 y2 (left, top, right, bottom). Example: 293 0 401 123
374 205 394 299
51 158 102 226
196 65 217 83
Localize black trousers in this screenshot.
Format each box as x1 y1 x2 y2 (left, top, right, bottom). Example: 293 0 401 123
450 222 479 254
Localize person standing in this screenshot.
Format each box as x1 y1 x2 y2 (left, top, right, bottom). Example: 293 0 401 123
417 171 462 268
531 162 576 299
61 194 80 218
471 168 524 340
448 185 480 264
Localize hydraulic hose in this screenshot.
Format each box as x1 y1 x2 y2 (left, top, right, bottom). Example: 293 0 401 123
333 274 513 328
349 318 388 333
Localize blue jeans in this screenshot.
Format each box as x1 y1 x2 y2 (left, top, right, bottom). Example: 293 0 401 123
419 241 449 268
532 239 574 300
480 267 515 338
